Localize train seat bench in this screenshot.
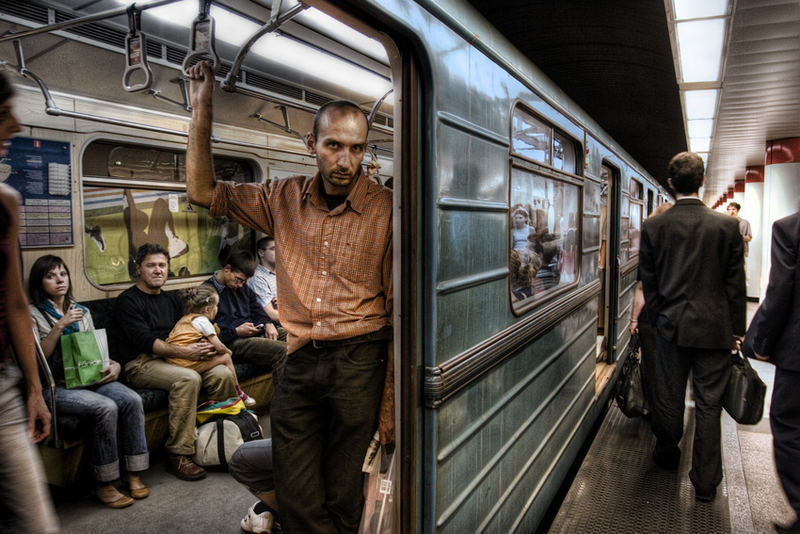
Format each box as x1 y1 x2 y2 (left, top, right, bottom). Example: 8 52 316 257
37 294 275 487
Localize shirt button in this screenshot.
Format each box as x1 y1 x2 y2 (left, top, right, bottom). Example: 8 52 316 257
316 297 321 303
324 241 329 246
316 321 321 326
322 270 327 276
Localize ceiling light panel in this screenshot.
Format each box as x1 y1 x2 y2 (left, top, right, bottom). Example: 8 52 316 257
673 0 729 20
684 90 719 120
676 19 726 83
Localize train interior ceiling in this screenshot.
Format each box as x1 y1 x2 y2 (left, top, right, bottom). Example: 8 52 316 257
0 0 397 294
0 0 396 185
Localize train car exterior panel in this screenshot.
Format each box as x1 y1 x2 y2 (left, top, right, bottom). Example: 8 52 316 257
432 303 597 532
434 278 512 366
436 120 509 202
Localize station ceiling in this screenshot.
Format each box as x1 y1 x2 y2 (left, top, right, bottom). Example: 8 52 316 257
467 0 685 193
468 0 800 205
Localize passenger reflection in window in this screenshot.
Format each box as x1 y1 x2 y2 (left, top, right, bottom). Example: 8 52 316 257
509 249 536 301
532 232 563 292
511 205 533 251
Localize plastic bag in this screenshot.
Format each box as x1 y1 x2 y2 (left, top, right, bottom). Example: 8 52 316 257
359 432 395 534
61 328 109 388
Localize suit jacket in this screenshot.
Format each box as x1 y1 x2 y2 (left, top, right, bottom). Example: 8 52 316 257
745 211 800 371
639 197 746 349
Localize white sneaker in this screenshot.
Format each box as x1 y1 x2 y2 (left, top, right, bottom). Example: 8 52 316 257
241 392 257 407
240 503 279 533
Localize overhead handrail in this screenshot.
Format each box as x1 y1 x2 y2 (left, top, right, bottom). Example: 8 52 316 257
182 0 219 76
122 5 153 92
32 326 60 448
221 0 308 92
146 77 192 111
367 88 393 130
252 106 304 143
7 42 281 153
0 0 179 43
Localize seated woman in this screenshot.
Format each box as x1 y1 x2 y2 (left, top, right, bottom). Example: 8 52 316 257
28 255 149 508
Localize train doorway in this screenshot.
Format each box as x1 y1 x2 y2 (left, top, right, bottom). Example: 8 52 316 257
596 162 620 374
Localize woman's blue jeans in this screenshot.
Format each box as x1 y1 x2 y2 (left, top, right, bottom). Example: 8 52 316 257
45 381 149 482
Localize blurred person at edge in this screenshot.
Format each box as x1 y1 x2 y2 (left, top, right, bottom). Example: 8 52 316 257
0 70 59 533
744 206 800 534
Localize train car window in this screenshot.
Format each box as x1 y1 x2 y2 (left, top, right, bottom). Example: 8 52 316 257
511 109 551 164
509 165 580 310
82 141 256 286
553 132 578 174
630 178 643 199
647 189 654 215
629 200 642 259
83 141 253 183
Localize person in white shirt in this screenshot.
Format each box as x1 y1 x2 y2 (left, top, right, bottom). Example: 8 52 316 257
247 237 282 332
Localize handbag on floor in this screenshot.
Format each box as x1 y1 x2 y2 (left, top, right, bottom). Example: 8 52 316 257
723 350 766 425
194 397 263 468
613 334 647 418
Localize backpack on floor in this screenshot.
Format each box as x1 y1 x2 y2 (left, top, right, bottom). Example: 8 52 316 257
193 398 263 467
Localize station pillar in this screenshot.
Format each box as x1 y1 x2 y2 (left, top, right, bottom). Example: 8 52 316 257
742 168 763 300
761 138 800 298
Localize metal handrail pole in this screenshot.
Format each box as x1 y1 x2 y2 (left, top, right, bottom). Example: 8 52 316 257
31 327 60 448
0 0 181 43
367 88 393 130
221 1 308 92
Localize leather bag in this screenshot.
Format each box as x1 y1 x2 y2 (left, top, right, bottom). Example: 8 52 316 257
613 334 647 418
723 350 766 425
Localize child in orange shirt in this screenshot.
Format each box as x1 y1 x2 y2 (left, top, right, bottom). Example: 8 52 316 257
166 285 255 406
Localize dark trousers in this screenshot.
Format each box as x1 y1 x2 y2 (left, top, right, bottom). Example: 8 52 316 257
771 367 800 516
271 340 387 534
650 336 731 493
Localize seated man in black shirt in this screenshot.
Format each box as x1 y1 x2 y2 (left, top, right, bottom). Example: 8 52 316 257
112 243 236 481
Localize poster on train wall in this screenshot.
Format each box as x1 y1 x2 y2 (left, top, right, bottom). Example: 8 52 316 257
83 187 254 285
0 136 73 248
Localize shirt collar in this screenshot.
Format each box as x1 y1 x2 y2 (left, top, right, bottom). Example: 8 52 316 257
257 263 275 276
303 171 369 215
210 273 225 293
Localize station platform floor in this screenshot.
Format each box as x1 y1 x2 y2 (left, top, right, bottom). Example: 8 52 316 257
548 304 796 533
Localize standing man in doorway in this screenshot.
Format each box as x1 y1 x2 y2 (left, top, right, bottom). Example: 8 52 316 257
185 62 394 534
745 209 800 534
639 151 745 503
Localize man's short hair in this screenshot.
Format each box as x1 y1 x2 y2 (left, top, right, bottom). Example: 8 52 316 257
256 236 274 251
728 202 741 211
667 151 704 194
224 247 256 278
135 243 169 266
312 100 368 138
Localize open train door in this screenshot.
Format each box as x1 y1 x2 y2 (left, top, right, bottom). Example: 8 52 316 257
596 162 621 372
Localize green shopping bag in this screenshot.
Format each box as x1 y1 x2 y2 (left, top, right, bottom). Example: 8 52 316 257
61 329 107 388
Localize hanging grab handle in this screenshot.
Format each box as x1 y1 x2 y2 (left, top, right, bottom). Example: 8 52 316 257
122 5 153 92
182 0 219 75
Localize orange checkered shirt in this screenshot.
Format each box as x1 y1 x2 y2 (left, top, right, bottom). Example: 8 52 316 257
210 172 392 354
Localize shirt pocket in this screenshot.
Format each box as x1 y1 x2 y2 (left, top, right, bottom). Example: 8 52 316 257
338 241 381 285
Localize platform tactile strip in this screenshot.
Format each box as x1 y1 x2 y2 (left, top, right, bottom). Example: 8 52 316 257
548 404 730 533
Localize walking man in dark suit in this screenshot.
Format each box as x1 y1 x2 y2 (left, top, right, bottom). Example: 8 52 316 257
638 151 746 502
745 209 800 533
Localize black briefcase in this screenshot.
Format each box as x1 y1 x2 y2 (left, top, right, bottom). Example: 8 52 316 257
723 350 767 425
613 334 647 418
